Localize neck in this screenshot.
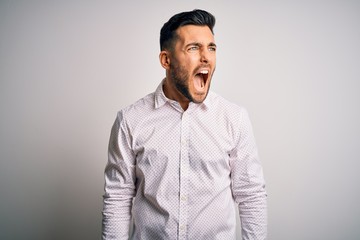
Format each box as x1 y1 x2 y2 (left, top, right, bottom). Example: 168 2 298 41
163 77 189 111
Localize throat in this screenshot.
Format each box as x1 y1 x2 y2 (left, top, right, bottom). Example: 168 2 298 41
194 74 205 91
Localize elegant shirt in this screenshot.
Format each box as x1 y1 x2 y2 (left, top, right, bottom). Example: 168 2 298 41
102 80 267 240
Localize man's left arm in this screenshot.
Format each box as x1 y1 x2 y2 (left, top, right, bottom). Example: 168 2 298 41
230 108 267 240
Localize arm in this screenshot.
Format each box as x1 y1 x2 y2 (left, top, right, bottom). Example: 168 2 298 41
230 108 267 240
102 111 136 240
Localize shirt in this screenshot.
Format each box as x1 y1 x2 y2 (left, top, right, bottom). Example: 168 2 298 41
102 80 267 240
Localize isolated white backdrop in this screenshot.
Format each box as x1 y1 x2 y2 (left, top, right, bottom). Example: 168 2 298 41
1 1 359 239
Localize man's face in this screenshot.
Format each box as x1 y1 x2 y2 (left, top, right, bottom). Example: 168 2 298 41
167 25 216 104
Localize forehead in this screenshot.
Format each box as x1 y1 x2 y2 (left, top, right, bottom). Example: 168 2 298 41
175 25 215 45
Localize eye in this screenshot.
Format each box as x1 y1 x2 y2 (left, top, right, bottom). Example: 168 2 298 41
188 45 199 51
208 46 217 52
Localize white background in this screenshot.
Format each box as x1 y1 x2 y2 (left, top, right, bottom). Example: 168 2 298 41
1 1 359 239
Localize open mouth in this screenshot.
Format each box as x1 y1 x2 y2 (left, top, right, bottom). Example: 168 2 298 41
194 69 209 92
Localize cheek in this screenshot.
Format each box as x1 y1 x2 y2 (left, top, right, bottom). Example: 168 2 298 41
210 53 216 63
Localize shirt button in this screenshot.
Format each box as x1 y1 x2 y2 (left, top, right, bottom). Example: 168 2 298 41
181 195 187 201
180 225 186 231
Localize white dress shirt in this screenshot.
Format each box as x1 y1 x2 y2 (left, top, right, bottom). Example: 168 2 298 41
102 80 267 240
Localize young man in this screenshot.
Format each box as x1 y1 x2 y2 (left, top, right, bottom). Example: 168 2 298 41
102 9 267 240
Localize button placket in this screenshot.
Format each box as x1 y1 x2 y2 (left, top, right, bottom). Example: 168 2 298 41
178 111 189 240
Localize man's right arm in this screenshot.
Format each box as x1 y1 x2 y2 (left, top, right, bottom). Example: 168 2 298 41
102 111 136 240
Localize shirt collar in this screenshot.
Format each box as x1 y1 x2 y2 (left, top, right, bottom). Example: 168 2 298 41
154 79 169 109
154 78 211 110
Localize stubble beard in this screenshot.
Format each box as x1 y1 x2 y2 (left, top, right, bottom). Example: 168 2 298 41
169 61 195 103
169 60 213 104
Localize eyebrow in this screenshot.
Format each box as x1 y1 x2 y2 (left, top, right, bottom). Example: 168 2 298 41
209 42 217 48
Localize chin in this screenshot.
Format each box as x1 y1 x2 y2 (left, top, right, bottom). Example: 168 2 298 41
192 92 208 103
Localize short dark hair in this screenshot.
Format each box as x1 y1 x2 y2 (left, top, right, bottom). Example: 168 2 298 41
160 9 216 51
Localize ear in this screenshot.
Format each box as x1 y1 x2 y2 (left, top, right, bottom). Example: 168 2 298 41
159 50 171 69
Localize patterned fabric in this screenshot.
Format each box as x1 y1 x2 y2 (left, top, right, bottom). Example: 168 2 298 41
102 80 267 240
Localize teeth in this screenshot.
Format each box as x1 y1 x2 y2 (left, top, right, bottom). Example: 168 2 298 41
200 70 209 74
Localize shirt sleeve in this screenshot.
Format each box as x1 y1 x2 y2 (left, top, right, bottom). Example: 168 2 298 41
230 108 267 240
102 111 136 240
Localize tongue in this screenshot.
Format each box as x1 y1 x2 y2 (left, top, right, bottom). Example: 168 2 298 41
194 74 205 91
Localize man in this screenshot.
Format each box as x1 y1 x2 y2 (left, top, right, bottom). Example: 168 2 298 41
102 9 267 240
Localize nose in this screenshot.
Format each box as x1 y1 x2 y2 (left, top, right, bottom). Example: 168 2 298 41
200 48 209 63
